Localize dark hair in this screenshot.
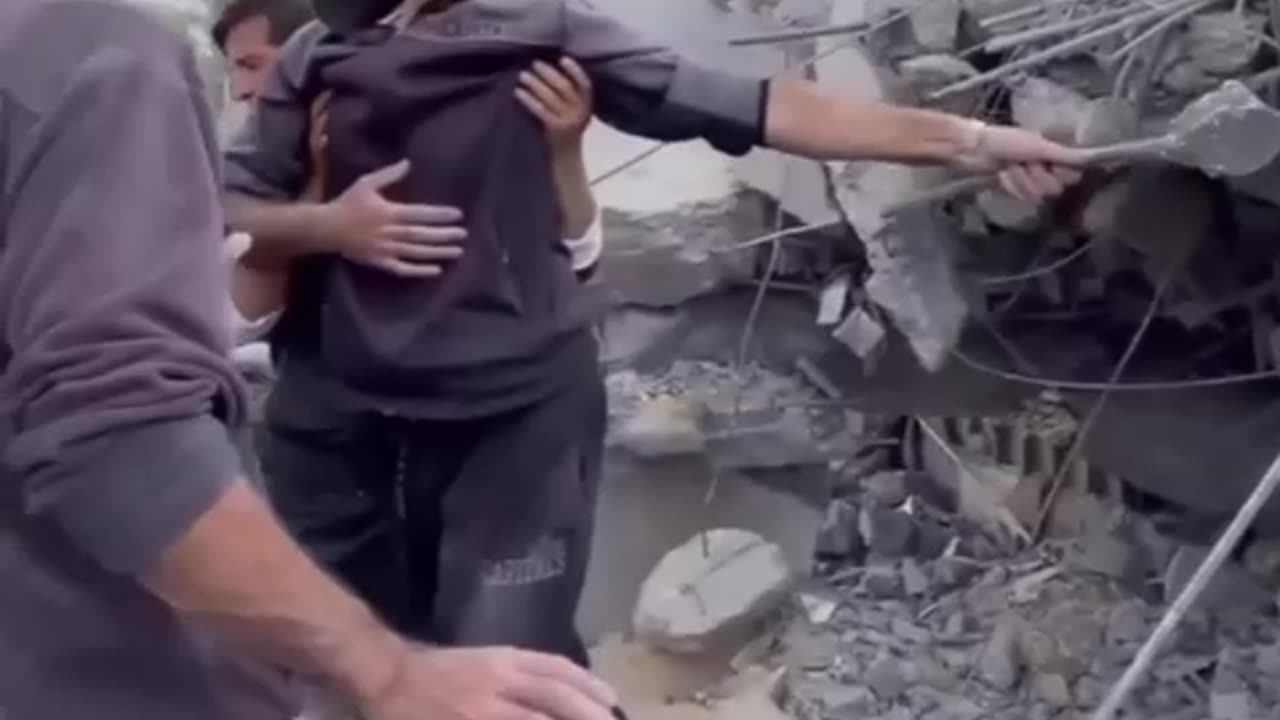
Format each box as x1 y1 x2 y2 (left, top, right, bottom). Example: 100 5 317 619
212 0 315 51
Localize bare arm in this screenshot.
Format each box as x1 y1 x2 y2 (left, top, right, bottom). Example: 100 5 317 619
550 140 597 239
1 7 400 699
763 78 980 164
146 482 404 704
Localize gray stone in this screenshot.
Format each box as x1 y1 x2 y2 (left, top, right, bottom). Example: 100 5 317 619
1073 675 1103 708
1031 672 1073 708
1105 601 1149 647
890 617 932 645
614 395 705 458
859 507 916 558
978 618 1023 690
1063 531 1137 581
867 654 908 700
832 306 888 362
1163 545 1272 614
832 163 966 371
598 308 684 369
1011 77 1090 143
906 0 962 52
633 529 793 654
901 558 931 597
863 471 910 507
1185 12 1264 76
861 565 906 599
1210 666 1255 720
703 405 831 470
898 54 978 102
1075 97 1141 146
815 499 863 560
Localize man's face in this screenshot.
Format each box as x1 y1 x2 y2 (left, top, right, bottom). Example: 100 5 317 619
223 15 279 102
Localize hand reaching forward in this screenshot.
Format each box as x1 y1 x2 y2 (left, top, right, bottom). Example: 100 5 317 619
357 645 620 720
952 120 1083 203
319 159 466 278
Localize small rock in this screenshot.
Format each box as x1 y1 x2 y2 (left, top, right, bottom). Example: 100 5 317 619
1163 545 1271 614
1185 11 1264 76
863 471 910 507
859 507 916 558
1032 672 1073 708
832 307 888 362
890 617 932 646
932 556 979 590
867 654 908 700
978 618 1023 690
1064 531 1137 581
901 558 931 597
1106 600 1149 647
815 499 863 561
614 395 704 458
1073 675 1103 708
1210 666 1256 720
861 565 905 599
797 592 839 625
1011 76 1090 142
633 529 793 653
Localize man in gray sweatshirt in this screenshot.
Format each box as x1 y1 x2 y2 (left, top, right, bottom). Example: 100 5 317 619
0 1 621 718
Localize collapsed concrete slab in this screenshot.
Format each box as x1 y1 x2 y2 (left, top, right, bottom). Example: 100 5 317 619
633 529 794 654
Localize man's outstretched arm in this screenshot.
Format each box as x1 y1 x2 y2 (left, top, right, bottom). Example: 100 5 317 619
1 6 614 720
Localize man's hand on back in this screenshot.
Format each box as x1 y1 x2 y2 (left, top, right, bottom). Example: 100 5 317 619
318 159 466 278
358 645 618 720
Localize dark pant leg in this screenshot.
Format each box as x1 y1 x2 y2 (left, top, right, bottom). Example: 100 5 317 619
256 414 413 634
428 373 607 666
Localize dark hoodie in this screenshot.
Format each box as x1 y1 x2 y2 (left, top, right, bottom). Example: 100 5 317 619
225 0 769 419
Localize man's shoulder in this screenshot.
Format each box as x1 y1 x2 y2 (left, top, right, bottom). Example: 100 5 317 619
0 0 190 118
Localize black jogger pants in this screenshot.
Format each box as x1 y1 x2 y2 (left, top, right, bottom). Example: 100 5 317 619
256 374 606 666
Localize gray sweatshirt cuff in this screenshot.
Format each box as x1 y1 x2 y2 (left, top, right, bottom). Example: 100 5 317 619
667 63 767 155
42 415 240 575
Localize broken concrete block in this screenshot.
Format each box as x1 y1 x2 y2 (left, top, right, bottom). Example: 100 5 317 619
1210 665 1256 720
614 394 705 458
860 565 905 598
815 499 863 561
978 618 1023 690
900 558 931 597
863 470 910 508
866 654 908 700
1011 77 1090 143
906 0 962 52
1105 600 1149 647
1185 12 1264 76
1062 531 1138 581
598 308 684 369
633 529 793 654
703 406 828 470
859 506 916 558
1075 97 1140 146
1163 545 1272 615
1031 672 1073 708
832 306 888 362
896 54 980 113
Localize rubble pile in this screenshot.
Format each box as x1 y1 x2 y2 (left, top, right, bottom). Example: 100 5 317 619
770 455 1280 720
607 360 866 471
730 0 1280 521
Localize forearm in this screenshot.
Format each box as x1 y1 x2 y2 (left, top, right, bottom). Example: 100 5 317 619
225 193 335 266
763 78 979 165
231 262 287 322
146 480 405 707
550 142 598 239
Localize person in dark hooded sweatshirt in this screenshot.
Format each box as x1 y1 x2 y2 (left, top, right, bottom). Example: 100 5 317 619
224 0 1082 666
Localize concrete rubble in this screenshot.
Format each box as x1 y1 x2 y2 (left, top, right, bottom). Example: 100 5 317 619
633 529 794 654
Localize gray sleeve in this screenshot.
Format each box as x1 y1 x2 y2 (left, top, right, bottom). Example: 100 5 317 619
222 22 327 200
562 0 767 156
0 3 248 575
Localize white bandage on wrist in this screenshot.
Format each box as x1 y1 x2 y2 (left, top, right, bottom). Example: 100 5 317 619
562 208 604 271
